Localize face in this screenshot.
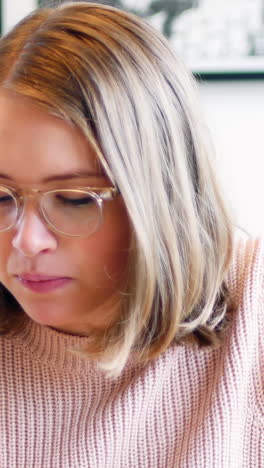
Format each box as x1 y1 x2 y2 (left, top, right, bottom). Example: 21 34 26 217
0 91 131 335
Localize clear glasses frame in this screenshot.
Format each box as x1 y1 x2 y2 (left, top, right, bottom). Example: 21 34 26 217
0 184 119 237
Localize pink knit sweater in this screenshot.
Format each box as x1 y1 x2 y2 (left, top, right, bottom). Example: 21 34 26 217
0 232 263 468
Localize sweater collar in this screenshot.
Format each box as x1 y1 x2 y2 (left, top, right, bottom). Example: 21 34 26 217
7 312 102 374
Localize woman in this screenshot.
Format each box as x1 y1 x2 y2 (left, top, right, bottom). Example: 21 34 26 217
0 2 263 467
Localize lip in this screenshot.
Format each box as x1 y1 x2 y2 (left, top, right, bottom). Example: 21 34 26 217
16 273 71 281
15 273 73 293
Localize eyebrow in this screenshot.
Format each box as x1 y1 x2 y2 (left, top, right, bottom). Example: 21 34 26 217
0 171 105 183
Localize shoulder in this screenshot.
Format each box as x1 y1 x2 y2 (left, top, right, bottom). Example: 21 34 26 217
225 229 264 425
226 228 264 309
224 228 264 358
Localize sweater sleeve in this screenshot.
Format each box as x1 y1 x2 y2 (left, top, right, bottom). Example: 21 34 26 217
253 237 264 426
259 246 264 413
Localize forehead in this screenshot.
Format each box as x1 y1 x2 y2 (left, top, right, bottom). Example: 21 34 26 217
0 90 101 185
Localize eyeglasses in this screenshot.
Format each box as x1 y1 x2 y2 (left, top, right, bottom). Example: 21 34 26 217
0 184 119 237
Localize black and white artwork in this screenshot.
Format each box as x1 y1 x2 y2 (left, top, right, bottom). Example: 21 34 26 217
38 0 264 76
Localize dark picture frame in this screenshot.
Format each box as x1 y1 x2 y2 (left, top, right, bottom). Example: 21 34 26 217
38 0 264 80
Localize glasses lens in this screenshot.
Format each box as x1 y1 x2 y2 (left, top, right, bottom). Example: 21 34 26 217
0 188 17 231
41 190 102 236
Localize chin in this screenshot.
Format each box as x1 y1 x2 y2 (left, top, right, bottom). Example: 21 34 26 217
22 303 72 328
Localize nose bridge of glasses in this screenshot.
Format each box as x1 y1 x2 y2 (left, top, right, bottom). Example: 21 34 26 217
16 188 44 222
23 187 40 197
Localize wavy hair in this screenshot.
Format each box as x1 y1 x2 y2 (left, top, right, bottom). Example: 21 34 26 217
0 2 238 376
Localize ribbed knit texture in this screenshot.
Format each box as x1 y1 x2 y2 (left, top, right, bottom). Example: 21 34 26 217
0 231 263 468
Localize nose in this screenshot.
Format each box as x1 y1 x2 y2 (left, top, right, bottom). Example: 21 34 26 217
12 206 58 257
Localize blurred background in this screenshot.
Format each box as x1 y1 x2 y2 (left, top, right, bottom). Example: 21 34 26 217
2 0 264 236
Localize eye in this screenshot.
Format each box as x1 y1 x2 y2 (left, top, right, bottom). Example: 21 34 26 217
55 194 95 207
0 195 13 203
0 191 15 205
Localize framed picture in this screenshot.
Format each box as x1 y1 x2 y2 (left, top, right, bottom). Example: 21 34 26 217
37 0 264 79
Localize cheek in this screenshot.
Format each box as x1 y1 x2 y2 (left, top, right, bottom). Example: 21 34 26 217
75 209 131 284
0 233 12 276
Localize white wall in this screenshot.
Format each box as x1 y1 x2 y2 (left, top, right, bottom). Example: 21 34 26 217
2 0 36 34
199 79 264 236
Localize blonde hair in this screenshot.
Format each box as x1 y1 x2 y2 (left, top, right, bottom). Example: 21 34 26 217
0 2 238 376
